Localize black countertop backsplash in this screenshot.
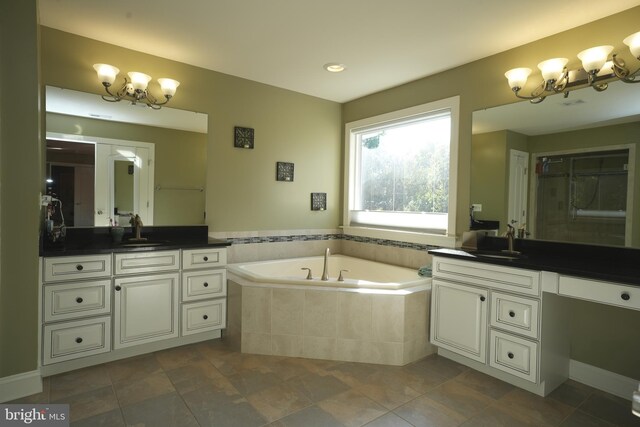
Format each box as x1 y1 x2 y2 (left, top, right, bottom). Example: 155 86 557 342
41 225 231 257
429 236 640 287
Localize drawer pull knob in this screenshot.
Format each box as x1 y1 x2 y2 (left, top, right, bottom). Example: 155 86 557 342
115 285 122 291
203 256 209 262
508 310 516 318
75 337 83 344
507 352 514 359
76 297 83 304
203 314 209 320
480 296 486 302
203 282 209 288
621 292 631 301
76 264 84 271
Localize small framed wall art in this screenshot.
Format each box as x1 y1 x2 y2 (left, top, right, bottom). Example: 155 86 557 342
234 126 255 149
276 162 294 181
311 192 327 211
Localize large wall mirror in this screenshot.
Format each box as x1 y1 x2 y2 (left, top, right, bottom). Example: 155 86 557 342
45 86 208 227
472 80 640 248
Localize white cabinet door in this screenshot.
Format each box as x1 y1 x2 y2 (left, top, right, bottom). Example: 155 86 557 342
114 273 179 349
430 279 488 363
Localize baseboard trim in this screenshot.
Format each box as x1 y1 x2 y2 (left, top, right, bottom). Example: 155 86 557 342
0 370 42 403
570 359 639 401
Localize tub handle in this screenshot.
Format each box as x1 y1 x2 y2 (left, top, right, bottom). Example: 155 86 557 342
301 268 313 280
338 269 349 282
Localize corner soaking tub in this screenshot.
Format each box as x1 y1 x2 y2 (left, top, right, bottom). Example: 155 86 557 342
226 255 434 365
226 254 430 291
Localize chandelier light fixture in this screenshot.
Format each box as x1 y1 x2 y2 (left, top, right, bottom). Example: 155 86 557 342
505 31 640 104
93 63 180 109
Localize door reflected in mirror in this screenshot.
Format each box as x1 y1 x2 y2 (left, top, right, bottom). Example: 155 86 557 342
46 140 95 227
114 160 134 217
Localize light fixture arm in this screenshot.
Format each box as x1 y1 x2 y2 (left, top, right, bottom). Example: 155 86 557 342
612 54 640 83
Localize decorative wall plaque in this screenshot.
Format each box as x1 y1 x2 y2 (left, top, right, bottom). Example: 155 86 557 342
311 192 327 211
234 126 254 149
276 162 294 181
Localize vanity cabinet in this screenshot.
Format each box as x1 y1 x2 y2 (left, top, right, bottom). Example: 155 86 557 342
112 250 181 349
430 256 568 396
41 254 113 365
180 248 227 336
431 280 488 363
40 245 228 376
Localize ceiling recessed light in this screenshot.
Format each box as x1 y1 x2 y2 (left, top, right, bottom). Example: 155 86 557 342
324 63 346 73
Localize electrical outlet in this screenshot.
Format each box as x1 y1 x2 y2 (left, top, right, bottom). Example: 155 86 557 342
41 195 53 206
471 204 482 212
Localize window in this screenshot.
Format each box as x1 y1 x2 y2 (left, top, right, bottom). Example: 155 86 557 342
344 97 459 245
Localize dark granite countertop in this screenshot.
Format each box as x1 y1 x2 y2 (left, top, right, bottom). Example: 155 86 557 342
429 237 640 287
41 225 231 257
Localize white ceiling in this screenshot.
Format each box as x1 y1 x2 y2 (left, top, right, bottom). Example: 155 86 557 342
38 0 640 103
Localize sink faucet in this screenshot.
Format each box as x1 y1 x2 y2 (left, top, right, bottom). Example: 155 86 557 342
505 224 518 254
321 248 330 281
129 214 144 241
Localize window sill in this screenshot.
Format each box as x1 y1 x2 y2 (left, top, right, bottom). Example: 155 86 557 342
341 226 457 248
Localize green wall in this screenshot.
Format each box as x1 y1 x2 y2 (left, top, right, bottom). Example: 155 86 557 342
46 112 207 225
41 28 343 232
0 0 41 377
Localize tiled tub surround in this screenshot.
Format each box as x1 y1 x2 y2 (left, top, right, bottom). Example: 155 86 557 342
210 229 433 269
226 256 434 365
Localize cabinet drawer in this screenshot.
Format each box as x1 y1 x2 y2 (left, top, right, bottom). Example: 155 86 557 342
43 280 111 322
489 330 538 383
114 250 180 275
558 276 640 311
43 316 111 365
182 248 227 270
182 270 227 302
43 254 112 282
490 292 539 339
181 299 226 336
433 257 540 297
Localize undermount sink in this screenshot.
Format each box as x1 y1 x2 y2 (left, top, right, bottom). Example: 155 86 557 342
472 250 522 260
119 241 167 247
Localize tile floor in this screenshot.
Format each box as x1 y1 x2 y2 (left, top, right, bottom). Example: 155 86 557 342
12 339 640 426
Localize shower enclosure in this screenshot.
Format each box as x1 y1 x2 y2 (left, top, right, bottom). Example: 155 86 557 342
534 148 631 246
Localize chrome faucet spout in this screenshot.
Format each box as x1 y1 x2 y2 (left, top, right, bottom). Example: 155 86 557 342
321 248 330 281
503 224 519 255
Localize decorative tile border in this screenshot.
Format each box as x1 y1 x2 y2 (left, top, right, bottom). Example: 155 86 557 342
224 232 439 251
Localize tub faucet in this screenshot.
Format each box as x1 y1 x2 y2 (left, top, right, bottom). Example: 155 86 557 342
321 248 330 281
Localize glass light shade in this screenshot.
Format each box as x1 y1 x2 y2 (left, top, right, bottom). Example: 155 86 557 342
93 63 120 85
127 72 152 91
157 78 180 97
596 60 614 77
505 68 532 90
577 45 613 73
623 31 640 59
537 58 568 82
